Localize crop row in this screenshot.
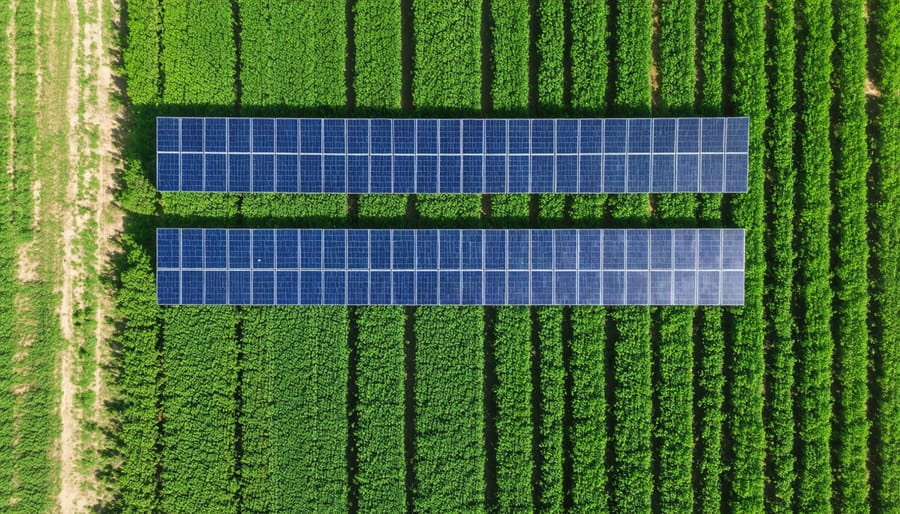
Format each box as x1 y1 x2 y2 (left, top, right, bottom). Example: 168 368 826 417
870 0 900 508
763 0 796 510
795 3 835 510
831 0 870 509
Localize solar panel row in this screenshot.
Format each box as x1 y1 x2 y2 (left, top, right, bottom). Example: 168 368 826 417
157 228 744 306
157 117 749 194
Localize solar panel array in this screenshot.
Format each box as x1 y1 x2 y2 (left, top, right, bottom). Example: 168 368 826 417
157 228 745 306
157 117 749 194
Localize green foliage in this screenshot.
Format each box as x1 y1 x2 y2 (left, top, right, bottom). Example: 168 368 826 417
0 0 14 504
115 238 161 512
354 0 402 110
536 0 564 112
240 308 349 511
413 308 485 512
726 0 767 507
831 0 869 509
160 1 235 105
569 0 608 113
763 0 797 511
870 0 900 508
492 307 533 511
160 308 238 513
489 0 529 112
612 0 651 114
537 308 565 512
412 0 481 112
122 0 160 105
795 2 835 510
239 0 346 108
354 307 407 512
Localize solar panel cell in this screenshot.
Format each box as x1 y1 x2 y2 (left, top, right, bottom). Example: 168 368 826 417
302 119 324 153
229 118 251 153
484 271 506 304
627 154 651 192
276 270 299 305
439 119 461 154
157 270 180 304
322 155 343 193
393 119 415 154
206 271 227 304
439 230 460 269
556 119 578 153
416 155 437 193
701 118 725 152
229 154 251 192
508 120 530 154
627 119 651 153
300 271 323 304
324 271 346 304
181 229 204 268
205 230 227 268
439 271 461 304
417 119 438 153
229 271 251 304
652 118 676 153
439 155 462 193
157 117 180 152
371 119 392 154
556 155 578 193
603 154 626 193
252 119 275 153
252 154 275 192
532 271 553 304
370 271 392 304
532 155 553 193
603 271 625 304
652 154 675 193
726 117 749 153
462 155 483 193
276 119 298 153
252 271 275 305
348 119 369 154
157 153 180 191
276 154 299 193
348 155 369 193
604 119 627 153
580 119 602 154
462 271 482 305
463 119 483 154
205 154 227 192
531 119 554 154
348 271 369 304
181 118 204 152
626 271 649 305
507 271 530 304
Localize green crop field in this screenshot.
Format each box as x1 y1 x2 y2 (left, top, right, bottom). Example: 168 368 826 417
96 0 900 512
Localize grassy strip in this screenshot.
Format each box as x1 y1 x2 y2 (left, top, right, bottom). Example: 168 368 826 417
0 0 14 504
117 0 163 508
489 2 532 510
831 0 870 509
795 2 835 510
114 239 162 511
413 308 486 511
490 0 529 112
654 0 697 511
610 0 653 511
354 303 406 512
354 0 402 110
762 0 796 510
536 0 564 111
160 308 238 513
239 308 349 510
567 3 609 511
870 0 900 508
353 4 406 510
239 0 346 108
159 1 235 105
725 0 767 508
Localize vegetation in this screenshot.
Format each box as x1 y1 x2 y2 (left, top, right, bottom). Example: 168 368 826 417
62 0 900 512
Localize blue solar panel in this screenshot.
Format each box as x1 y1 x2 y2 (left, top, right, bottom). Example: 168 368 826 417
557 119 578 153
463 119 483 154
252 119 275 153
628 119 651 153
276 119 298 153
532 120 554 154
371 119 392 154
157 229 745 305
